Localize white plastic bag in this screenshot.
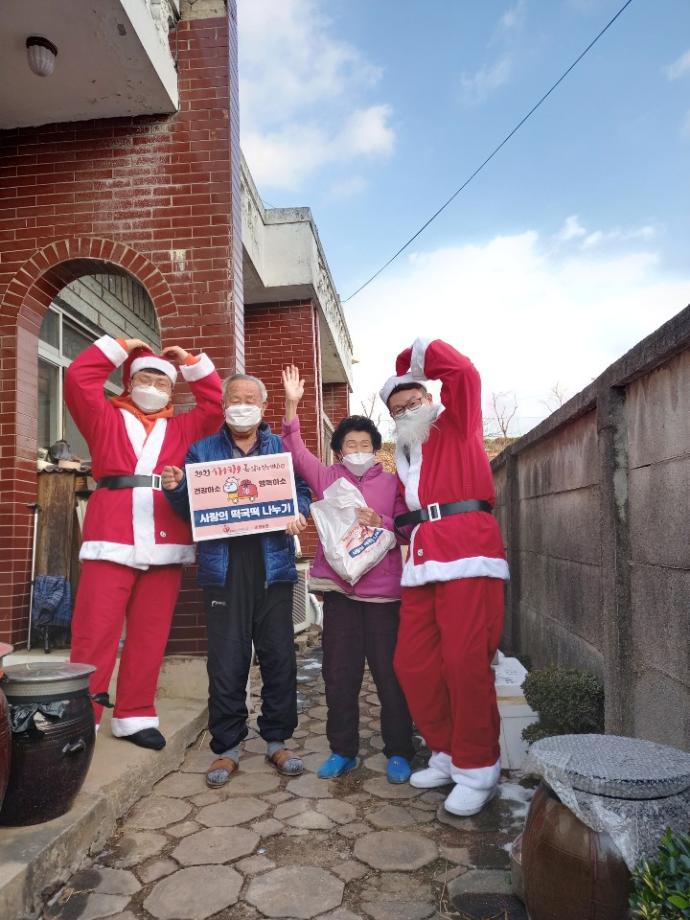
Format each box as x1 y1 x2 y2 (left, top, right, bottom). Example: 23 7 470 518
310 478 396 585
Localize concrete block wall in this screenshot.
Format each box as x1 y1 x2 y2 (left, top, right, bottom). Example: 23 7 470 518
0 2 243 649
625 349 690 745
493 305 690 751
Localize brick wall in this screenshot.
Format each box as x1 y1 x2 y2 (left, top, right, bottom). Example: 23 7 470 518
322 382 350 425
0 3 242 650
244 300 322 558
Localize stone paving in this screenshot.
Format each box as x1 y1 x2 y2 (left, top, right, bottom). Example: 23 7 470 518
41 648 534 920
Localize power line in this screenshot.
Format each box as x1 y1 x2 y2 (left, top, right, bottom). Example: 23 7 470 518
343 0 636 303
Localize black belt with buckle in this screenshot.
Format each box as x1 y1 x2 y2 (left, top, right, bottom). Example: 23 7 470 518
97 475 162 491
394 499 493 529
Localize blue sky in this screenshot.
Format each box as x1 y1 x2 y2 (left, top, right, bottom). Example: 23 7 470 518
238 0 690 433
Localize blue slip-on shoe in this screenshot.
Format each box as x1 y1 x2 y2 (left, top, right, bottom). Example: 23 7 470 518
387 755 412 784
317 752 359 779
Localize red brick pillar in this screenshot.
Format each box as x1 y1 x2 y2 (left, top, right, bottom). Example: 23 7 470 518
322 382 350 425
0 1 242 649
244 300 322 557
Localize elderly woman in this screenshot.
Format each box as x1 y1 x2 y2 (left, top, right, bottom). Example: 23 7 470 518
282 365 414 783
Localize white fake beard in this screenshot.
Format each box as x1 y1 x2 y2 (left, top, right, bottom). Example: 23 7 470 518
394 404 437 451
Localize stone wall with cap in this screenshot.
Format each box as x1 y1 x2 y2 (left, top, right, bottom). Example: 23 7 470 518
492 304 690 752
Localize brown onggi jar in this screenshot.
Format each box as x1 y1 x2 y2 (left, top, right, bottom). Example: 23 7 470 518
0 661 96 827
521 782 631 920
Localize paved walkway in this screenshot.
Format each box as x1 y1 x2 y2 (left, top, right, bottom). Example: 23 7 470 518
42 649 533 920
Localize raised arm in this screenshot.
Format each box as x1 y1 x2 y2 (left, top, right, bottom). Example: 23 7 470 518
281 365 330 494
64 336 145 443
398 337 482 438
162 345 223 440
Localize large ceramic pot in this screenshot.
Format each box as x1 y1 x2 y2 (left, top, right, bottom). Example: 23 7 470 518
0 643 13 812
521 782 631 920
0 662 96 826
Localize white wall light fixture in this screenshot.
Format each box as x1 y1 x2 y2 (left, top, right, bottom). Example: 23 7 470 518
26 36 58 77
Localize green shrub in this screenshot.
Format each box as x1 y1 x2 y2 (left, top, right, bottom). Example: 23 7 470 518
629 828 690 919
521 666 604 743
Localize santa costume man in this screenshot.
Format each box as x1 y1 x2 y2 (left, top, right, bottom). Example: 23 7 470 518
379 337 509 816
65 334 222 750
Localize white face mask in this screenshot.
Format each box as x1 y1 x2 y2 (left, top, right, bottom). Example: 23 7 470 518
225 404 262 431
130 385 170 414
342 452 376 476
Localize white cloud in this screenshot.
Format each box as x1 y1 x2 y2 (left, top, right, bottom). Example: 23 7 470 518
238 0 393 189
242 106 395 191
346 230 688 437
557 214 587 241
582 224 656 248
555 216 657 250
664 49 690 81
499 0 526 32
459 57 512 106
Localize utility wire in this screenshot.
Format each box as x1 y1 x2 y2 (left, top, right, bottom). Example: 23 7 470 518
343 0 635 303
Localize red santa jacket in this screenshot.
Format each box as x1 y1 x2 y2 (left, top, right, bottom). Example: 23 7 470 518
65 335 223 570
394 338 509 587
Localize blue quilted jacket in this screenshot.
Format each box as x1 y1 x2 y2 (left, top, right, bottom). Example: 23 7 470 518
165 423 312 587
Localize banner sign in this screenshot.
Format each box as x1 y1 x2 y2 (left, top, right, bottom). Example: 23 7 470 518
186 452 299 542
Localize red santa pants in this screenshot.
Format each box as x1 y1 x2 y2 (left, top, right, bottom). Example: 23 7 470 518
393 576 504 769
70 560 182 725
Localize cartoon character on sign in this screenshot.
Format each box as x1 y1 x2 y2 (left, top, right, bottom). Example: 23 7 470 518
237 479 259 502
223 477 239 503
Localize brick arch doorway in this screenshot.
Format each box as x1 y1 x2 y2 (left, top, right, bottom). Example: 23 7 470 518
0 240 178 648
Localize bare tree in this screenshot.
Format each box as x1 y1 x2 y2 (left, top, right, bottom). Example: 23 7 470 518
485 391 518 443
540 381 569 414
360 393 382 428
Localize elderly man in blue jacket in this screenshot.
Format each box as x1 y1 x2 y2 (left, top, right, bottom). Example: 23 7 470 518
163 372 311 788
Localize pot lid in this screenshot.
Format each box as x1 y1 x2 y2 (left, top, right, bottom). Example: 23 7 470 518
2 662 95 684
529 734 690 800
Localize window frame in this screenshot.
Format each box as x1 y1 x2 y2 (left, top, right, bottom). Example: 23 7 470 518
37 304 122 452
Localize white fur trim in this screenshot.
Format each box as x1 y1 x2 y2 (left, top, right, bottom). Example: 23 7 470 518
402 554 510 586
430 751 453 773
95 335 128 367
131 420 167 567
130 355 177 383
410 337 433 379
180 353 214 382
79 540 195 569
451 758 501 789
379 372 419 406
120 409 146 460
111 715 160 736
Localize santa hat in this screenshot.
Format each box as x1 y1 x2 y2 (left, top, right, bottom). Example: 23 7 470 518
123 346 177 388
379 372 420 407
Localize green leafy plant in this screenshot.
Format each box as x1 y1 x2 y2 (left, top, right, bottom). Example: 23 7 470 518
629 828 690 919
521 666 604 743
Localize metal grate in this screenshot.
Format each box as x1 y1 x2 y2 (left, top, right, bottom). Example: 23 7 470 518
292 563 310 633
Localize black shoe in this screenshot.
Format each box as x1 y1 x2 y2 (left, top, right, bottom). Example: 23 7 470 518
121 728 166 750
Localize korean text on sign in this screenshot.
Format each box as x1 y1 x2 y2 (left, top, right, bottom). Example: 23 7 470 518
186 452 299 542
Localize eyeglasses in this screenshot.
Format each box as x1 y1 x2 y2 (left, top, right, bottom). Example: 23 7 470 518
131 372 171 392
390 397 424 420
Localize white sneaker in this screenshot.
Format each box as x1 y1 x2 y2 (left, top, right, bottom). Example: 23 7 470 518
409 751 452 788
444 782 498 816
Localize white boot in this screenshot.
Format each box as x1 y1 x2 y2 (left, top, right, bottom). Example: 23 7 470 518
409 751 453 788
444 759 501 816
